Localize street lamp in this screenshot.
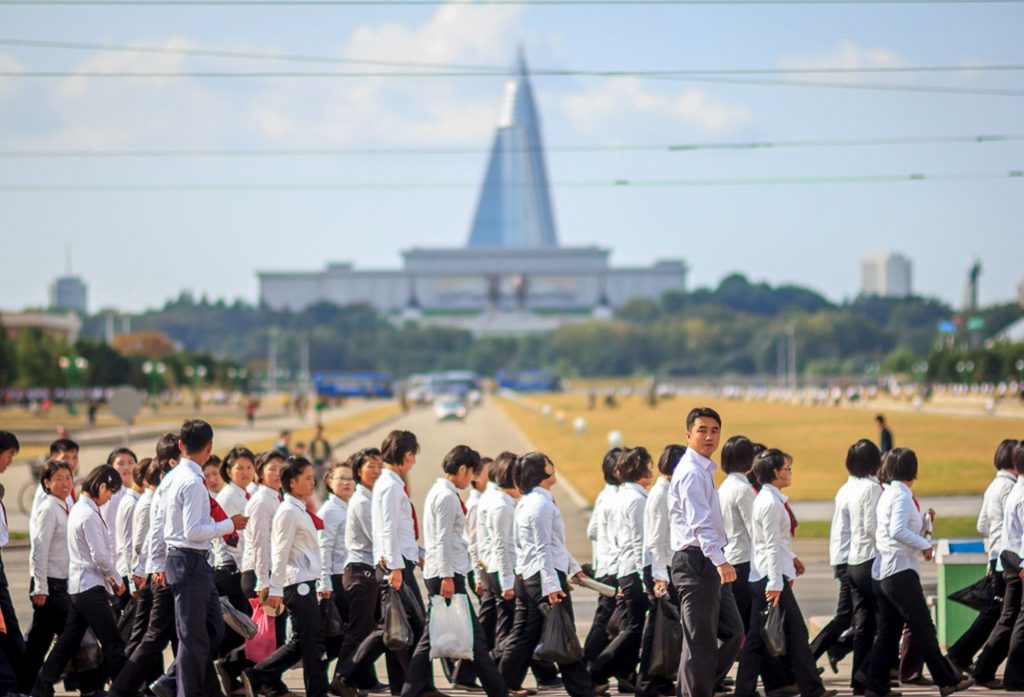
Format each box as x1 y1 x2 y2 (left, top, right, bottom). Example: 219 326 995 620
58 354 89 416
142 361 166 408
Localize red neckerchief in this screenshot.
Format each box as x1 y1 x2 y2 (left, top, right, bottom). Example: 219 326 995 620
402 483 420 539
912 496 921 511
205 482 238 547
307 510 324 531
459 496 467 515
70 486 78 503
783 500 798 537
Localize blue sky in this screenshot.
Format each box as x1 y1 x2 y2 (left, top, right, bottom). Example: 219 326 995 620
0 1 1021 313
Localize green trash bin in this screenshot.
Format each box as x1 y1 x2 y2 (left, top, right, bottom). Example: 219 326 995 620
935 538 989 649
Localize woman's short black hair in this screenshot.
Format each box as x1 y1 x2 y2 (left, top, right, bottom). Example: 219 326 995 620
0 431 19 454
255 450 286 483
884 447 918 483
204 455 222 472
180 419 214 454
106 446 137 466
475 456 493 480
721 436 755 475
601 448 623 486
221 446 256 484
156 433 181 470
81 464 123 498
350 447 382 483
142 457 163 487
442 445 481 476
995 439 1018 471
751 448 792 487
657 444 685 477
685 407 722 431
1013 441 1024 475
490 451 519 490
517 452 553 494
381 430 419 466
132 457 151 487
616 447 652 483
40 460 72 493
280 456 312 494
846 439 881 478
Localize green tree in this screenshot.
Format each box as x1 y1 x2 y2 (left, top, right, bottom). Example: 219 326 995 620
0 324 14 385
14 329 67 387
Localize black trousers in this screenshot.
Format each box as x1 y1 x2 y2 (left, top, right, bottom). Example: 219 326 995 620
335 564 385 689
378 561 433 696
670 548 744 697
31 586 127 697
0 553 25 697
847 560 878 692
731 564 792 694
584 574 619 668
875 570 958 689
110 579 176 697
166 547 225 697
497 575 560 689
636 566 676 697
475 569 499 652
1001 567 1024 689
250 582 328 697
735 579 825 697
401 574 507 697
809 563 854 661
971 569 1021 681
591 572 647 683
21 578 70 693
947 559 1005 669
500 571 595 697
486 571 515 662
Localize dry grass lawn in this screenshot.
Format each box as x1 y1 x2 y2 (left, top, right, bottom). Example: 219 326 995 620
497 393 1024 502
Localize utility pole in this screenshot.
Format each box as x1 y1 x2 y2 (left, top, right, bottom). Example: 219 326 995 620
268 327 279 395
777 334 786 388
300 335 311 396
787 324 797 389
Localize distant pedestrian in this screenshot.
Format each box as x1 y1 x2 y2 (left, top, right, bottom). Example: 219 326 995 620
273 430 292 458
876 415 893 456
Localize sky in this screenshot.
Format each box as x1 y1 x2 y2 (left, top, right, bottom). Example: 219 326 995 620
0 0 1021 314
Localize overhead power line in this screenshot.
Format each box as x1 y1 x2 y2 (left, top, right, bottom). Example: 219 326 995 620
2 133 1022 158
1 0 1023 5
2 169 1021 191
2 38 1022 78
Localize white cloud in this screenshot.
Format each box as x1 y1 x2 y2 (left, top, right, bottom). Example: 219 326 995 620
779 40 907 74
561 77 753 135
0 52 25 100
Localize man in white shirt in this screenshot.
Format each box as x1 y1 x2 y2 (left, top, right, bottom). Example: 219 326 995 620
161 420 247 697
0 431 25 696
401 446 507 697
668 407 744 697
584 449 623 669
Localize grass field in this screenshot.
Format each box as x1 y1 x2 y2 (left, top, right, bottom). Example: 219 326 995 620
797 516 977 539
497 392 1024 502
240 402 402 454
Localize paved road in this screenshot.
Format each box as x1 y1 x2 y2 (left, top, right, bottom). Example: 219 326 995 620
3 397 1008 696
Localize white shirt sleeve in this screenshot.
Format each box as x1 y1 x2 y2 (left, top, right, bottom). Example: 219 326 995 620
182 479 233 544
493 504 516 592
30 505 54 595
269 508 298 597
379 483 406 571
890 491 932 552
534 503 560 596
761 501 785 592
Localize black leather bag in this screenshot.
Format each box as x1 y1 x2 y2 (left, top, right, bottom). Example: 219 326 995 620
383 588 414 650
649 596 682 678
534 603 584 664
321 597 344 637
948 574 998 612
761 602 786 657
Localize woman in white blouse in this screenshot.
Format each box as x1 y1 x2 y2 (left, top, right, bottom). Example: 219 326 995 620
241 451 284 600
105 446 138 618
242 456 328 697
318 460 354 658
477 451 521 664
22 460 74 691
859 449 970 697
500 452 592 697
31 465 127 697
213 446 259 695
733 449 831 697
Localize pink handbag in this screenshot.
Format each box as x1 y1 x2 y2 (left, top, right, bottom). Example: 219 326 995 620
244 598 276 663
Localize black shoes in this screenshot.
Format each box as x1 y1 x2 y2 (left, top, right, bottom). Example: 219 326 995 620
939 677 976 696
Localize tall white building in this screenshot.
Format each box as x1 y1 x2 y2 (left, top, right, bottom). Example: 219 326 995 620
860 252 912 298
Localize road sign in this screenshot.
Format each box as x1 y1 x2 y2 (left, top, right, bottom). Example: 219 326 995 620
109 386 145 423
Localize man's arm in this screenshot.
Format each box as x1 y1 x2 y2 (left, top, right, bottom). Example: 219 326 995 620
182 480 234 544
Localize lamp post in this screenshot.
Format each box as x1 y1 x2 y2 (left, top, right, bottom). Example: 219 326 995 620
185 365 208 411
142 361 166 410
58 354 89 416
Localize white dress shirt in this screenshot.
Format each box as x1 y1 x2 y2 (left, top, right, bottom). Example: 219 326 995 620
29 482 74 539
828 476 857 567
614 482 648 579
345 484 374 568
269 494 321 596
146 480 169 574
515 487 582 596
465 486 483 569
68 496 120 594
977 470 1018 561
874 480 932 580
242 484 279 589
372 469 419 571
162 457 234 552
31 494 70 594
669 448 728 566
847 476 882 566
751 483 797 592
644 476 672 583
0 492 9 548
213 482 249 568
318 494 349 591
102 487 127 552
587 483 620 578
718 472 756 566
999 476 1024 557
131 489 154 578
477 485 517 592
115 489 140 579
423 478 471 580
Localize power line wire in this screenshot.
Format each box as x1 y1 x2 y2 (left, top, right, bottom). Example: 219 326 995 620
0 0 1022 5
2 133 1022 158
2 169 1021 190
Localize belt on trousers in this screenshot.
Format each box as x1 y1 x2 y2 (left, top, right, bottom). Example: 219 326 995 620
168 546 208 556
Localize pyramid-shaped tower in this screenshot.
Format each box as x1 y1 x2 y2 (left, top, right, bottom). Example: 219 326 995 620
466 50 558 249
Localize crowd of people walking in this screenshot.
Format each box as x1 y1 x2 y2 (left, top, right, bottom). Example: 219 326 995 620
0 407 1019 697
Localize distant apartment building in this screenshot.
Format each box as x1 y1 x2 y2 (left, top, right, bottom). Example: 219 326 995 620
860 252 912 298
49 275 88 314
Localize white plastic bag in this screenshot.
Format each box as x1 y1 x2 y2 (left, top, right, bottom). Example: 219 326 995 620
428 593 474 660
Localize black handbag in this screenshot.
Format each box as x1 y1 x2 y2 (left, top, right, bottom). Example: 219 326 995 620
605 603 627 639
321 597 344 637
649 597 682 678
948 574 998 612
761 602 786 657
383 588 414 650
534 602 584 664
